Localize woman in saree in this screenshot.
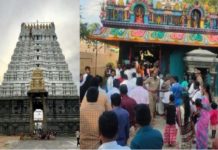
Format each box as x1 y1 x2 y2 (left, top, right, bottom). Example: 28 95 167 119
177 94 193 149
195 99 210 149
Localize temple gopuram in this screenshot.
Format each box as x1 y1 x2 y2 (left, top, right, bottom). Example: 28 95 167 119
0 22 79 135
91 0 218 96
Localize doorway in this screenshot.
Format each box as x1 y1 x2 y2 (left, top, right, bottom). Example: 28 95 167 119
32 97 44 133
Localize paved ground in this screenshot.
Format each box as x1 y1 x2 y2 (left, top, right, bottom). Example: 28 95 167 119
1 114 217 149
0 136 79 149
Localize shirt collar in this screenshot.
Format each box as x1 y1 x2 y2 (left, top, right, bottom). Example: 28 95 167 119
100 141 117 148
139 125 152 131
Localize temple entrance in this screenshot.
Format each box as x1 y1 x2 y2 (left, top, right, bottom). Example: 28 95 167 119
34 109 43 131
27 68 48 133
119 42 160 66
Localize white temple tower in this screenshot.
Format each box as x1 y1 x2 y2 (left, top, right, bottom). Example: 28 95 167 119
0 22 79 135
0 22 77 97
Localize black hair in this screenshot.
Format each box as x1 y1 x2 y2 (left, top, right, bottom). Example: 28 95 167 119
123 74 128 80
99 111 118 139
136 77 143 86
111 69 116 73
211 102 218 110
203 84 212 103
120 71 125 78
113 79 120 88
183 93 191 124
85 66 90 70
135 104 151 126
120 84 128 95
194 81 200 90
191 73 196 81
90 77 99 87
169 94 175 102
96 75 103 85
172 76 179 82
86 87 99 102
111 93 121 106
195 99 202 108
132 72 136 78
126 64 131 70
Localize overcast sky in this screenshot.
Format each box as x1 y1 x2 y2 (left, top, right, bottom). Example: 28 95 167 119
0 0 79 92
80 0 102 24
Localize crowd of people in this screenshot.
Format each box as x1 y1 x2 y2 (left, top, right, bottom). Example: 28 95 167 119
20 130 56 140
80 63 218 149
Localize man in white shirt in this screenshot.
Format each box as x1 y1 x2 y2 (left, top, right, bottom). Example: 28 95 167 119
124 64 132 80
120 74 133 93
80 66 91 86
157 74 164 115
115 64 122 79
96 75 107 95
98 111 130 150
129 77 149 105
129 73 137 89
192 81 202 102
107 69 116 92
130 63 136 78
107 79 120 103
188 74 197 98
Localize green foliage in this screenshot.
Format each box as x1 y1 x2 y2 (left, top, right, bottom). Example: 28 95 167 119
80 22 90 40
80 5 101 41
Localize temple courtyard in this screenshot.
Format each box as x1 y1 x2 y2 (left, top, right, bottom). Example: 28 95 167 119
0 136 78 149
2 106 218 149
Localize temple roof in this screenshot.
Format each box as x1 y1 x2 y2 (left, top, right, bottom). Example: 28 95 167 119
186 48 217 57
91 27 218 47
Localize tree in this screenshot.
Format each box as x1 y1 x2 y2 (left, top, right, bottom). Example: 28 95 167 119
88 23 101 34
80 22 89 40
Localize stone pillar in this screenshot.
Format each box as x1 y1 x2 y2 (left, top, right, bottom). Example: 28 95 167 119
29 96 33 133
187 17 191 27
200 18 204 28
42 95 47 131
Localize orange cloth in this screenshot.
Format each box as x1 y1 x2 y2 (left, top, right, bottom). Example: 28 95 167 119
80 103 105 149
81 91 111 111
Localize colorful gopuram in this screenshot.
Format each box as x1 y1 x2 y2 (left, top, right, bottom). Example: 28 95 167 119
91 0 218 96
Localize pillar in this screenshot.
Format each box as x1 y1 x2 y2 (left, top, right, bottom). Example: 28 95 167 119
42 95 47 131
29 96 33 133
187 17 191 27
170 50 184 82
200 19 204 28
130 14 135 23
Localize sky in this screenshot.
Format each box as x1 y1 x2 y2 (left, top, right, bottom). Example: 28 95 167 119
0 0 80 93
80 0 102 24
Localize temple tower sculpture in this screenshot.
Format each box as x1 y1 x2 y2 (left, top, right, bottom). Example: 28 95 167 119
0 22 79 135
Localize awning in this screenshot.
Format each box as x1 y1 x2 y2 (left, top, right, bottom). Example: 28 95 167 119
90 27 218 48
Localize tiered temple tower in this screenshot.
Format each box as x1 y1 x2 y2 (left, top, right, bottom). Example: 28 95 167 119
0 22 77 96
0 22 79 135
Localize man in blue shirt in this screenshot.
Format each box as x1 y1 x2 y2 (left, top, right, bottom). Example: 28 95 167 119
98 111 130 150
111 93 130 146
170 76 183 106
130 104 163 149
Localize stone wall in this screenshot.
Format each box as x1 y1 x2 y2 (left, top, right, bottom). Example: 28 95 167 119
0 96 79 135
